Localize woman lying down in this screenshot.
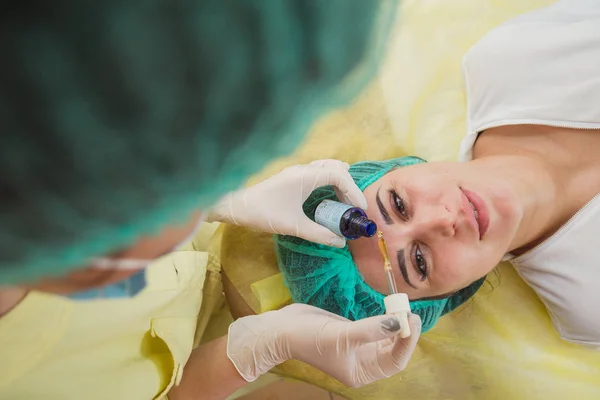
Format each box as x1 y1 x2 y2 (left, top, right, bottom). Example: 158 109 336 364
276 0 600 348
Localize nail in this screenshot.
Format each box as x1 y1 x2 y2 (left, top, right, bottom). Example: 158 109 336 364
381 317 401 332
328 236 345 248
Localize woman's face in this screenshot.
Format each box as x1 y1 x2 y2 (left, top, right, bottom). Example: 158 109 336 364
348 161 523 300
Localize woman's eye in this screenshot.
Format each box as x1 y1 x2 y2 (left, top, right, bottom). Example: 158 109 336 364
389 189 408 219
414 245 428 281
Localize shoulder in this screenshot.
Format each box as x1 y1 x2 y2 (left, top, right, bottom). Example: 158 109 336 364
509 194 600 347
462 0 600 143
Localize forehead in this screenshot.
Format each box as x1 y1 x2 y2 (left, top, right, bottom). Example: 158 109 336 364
372 164 421 187
375 161 458 184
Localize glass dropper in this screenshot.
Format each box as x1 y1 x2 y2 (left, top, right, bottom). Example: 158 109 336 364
376 231 398 295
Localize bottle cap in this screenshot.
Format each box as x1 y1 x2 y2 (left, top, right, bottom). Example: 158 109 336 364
355 216 377 237
384 293 411 338
384 293 410 314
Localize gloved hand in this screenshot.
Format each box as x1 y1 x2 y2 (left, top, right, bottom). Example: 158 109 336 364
227 304 422 388
207 159 367 248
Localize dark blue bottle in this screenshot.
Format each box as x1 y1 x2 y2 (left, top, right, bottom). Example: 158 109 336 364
314 200 377 240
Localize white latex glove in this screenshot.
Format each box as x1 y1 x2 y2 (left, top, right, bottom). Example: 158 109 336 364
227 304 421 388
207 160 368 248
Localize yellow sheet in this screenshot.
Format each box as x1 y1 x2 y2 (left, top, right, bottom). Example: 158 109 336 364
221 1 600 399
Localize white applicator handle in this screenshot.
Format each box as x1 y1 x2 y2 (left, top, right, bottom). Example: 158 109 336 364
384 293 411 338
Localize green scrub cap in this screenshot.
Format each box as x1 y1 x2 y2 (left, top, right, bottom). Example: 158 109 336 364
274 157 486 332
0 1 396 284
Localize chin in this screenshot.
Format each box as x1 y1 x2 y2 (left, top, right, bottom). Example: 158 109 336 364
488 184 522 228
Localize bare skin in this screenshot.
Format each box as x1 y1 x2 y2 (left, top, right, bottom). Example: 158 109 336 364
168 336 247 400
0 211 204 317
2 125 598 399
349 125 600 299
0 209 248 400
475 125 600 252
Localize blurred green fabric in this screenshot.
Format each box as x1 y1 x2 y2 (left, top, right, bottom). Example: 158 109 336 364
0 0 395 283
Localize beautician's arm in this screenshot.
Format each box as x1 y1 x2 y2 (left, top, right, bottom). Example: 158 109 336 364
169 304 421 400
168 335 245 400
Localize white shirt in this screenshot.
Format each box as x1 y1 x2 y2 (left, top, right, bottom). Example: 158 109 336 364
458 0 600 347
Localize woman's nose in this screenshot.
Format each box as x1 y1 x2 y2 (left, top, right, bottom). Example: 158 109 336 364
415 205 456 237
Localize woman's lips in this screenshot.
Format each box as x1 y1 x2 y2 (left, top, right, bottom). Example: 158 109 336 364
461 188 490 240
460 189 479 238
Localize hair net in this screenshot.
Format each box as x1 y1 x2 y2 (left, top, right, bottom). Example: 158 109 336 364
274 157 486 332
0 1 396 284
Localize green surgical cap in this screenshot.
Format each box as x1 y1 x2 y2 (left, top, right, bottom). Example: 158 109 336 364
274 157 486 332
0 1 397 284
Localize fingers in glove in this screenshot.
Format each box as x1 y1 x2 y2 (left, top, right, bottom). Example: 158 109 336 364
281 303 349 323
371 314 421 378
387 314 421 371
333 187 350 206
345 314 406 345
309 159 350 170
308 166 367 210
333 172 367 210
295 219 346 248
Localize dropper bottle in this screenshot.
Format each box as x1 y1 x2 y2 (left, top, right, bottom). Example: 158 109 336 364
377 231 411 338
314 199 377 240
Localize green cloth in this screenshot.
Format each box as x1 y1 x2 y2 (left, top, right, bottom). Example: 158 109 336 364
0 1 395 283
274 158 485 332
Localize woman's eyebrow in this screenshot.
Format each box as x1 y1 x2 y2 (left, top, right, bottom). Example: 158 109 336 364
397 248 417 289
376 187 394 225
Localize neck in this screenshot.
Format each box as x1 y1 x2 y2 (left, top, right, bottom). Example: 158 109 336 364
472 153 564 254
473 125 600 254
0 287 28 317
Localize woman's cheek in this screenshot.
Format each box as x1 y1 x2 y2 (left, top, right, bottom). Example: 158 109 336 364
454 246 495 285
435 246 470 286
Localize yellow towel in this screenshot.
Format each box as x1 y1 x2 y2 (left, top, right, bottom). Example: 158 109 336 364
221 1 600 399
